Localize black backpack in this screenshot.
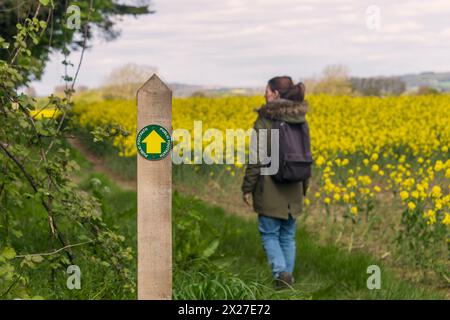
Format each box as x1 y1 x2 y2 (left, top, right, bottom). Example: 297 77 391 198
271 120 313 183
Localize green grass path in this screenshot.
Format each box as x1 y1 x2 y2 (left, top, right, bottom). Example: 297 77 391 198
171 190 442 299
60 140 444 299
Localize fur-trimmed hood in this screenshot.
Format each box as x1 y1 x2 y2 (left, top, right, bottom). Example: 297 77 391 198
256 98 308 123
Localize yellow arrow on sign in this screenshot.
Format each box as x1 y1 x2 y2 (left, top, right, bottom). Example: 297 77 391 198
142 130 165 154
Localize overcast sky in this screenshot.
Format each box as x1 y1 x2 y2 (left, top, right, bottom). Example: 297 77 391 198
31 0 450 95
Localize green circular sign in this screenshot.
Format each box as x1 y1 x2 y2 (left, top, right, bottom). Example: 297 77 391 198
136 124 172 160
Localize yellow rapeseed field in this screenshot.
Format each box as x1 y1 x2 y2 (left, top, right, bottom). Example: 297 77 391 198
72 95 450 250
72 95 450 159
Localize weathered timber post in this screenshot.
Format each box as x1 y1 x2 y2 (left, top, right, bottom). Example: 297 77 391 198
136 74 172 300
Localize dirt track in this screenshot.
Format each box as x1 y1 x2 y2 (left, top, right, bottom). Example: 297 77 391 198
67 137 137 191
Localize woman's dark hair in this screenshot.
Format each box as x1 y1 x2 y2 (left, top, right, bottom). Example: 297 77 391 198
268 76 305 102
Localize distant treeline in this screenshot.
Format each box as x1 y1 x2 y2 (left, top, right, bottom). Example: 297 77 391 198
350 77 406 96
40 64 445 99
305 65 443 97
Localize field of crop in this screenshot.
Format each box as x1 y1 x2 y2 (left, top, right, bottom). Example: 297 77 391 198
70 94 450 293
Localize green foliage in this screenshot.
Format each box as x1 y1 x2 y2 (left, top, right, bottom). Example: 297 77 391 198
0 0 153 84
172 192 443 299
397 203 449 279
0 6 136 299
173 192 221 266
68 126 136 180
172 192 286 300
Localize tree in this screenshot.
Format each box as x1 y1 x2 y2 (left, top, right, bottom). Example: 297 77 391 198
308 65 353 95
190 91 206 97
0 0 154 85
350 77 406 96
416 86 440 95
101 63 158 99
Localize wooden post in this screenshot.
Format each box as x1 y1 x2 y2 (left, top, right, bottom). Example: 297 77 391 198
137 74 172 300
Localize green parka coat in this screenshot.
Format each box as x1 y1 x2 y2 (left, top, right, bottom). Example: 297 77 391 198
241 98 310 220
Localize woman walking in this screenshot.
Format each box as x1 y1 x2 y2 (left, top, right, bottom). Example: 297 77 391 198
242 76 310 289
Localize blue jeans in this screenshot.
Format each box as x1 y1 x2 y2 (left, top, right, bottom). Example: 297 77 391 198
258 214 297 279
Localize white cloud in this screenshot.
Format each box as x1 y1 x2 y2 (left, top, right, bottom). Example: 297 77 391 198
383 22 423 33
441 27 450 38
391 0 450 17
31 0 450 95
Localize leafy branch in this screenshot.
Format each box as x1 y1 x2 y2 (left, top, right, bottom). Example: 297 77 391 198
0 0 136 299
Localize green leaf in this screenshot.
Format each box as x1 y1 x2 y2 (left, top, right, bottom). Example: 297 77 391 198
11 230 23 239
31 255 44 263
201 239 220 259
39 0 50 6
0 36 9 49
1 247 17 260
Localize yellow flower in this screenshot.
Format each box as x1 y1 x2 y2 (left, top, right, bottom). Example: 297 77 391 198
445 159 450 168
371 164 379 172
434 160 444 172
442 213 450 226
423 209 436 225
324 197 331 205
407 202 416 210
400 191 409 201
343 194 350 203
315 155 325 167
431 185 442 197
374 185 381 193
351 206 358 215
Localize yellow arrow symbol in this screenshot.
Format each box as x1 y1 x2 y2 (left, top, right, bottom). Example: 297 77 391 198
142 130 166 154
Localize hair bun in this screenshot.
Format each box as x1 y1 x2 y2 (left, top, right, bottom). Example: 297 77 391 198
284 82 305 102
268 76 306 102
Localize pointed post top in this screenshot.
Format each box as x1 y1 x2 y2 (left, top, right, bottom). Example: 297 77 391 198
138 74 171 94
